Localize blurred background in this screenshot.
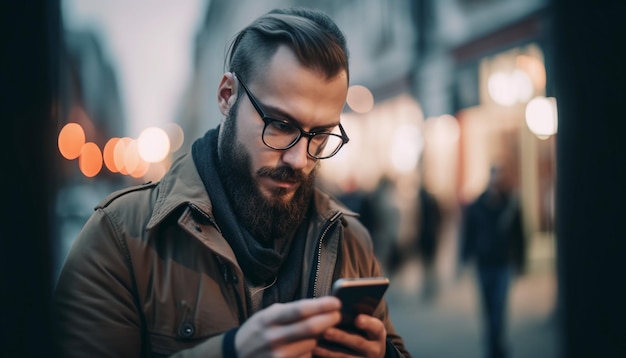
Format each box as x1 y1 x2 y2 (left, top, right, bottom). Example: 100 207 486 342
2 0 625 357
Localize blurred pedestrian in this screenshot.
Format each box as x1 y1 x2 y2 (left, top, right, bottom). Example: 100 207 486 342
360 176 401 275
460 164 526 358
415 185 441 302
335 176 368 216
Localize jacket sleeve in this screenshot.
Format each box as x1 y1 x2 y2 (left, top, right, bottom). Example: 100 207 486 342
52 209 227 358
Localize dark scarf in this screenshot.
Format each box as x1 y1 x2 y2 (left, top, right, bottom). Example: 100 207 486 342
191 129 307 307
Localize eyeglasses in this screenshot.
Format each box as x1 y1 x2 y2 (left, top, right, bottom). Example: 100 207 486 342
233 72 349 160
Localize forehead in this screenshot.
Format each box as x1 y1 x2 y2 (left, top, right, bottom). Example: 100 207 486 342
247 46 348 127
254 45 348 88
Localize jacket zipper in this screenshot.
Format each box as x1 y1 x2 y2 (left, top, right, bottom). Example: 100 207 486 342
312 211 343 298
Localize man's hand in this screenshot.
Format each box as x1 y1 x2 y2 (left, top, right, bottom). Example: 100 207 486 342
313 313 387 358
235 296 342 358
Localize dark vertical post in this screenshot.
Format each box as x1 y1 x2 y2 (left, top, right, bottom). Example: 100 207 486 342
552 0 626 356
0 1 61 357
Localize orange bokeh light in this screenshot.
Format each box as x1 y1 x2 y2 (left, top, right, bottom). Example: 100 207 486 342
58 123 86 160
129 158 150 179
114 137 132 175
79 142 103 177
124 140 140 173
103 137 120 173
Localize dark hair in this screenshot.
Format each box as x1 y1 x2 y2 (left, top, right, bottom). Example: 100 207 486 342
225 7 350 87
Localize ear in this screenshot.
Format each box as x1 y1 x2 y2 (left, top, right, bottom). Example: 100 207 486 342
217 72 238 116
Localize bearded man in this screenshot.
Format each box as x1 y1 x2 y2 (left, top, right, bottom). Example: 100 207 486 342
53 7 409 358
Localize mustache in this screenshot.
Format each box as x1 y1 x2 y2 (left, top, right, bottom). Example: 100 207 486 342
257 166 306 183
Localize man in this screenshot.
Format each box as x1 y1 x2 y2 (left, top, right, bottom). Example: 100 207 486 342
53 7 410 358
460 164 526 358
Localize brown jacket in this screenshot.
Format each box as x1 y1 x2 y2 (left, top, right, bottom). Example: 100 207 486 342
53 152 409 357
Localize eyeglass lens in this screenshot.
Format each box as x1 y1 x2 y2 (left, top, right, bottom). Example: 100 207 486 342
263 120 344 159
234 72 346 159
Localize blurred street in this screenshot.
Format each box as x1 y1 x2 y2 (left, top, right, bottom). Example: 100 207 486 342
385 257 558 358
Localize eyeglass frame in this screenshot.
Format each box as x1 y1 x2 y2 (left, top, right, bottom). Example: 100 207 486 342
233 72 349 159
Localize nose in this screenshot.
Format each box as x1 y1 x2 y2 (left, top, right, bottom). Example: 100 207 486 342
281 136 310 170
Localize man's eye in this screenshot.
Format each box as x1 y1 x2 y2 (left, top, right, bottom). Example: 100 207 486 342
269 120 295 133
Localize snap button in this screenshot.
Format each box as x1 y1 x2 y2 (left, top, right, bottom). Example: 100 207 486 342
179 322 195 338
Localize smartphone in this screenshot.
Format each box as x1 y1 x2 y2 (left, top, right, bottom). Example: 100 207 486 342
331 277 390 329
318 277 390 354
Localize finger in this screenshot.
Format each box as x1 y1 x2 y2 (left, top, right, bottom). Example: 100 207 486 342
264 296 341 325
271 310 342 343
314 336 361 357
272 338 318 358
317 319 386 357
316 327 365 355
354 314 386 340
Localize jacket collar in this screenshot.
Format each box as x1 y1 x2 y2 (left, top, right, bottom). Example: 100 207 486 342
146 152 212 230
146 151 358 230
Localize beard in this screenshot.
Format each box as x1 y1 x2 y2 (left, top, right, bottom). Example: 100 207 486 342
218 111 317 246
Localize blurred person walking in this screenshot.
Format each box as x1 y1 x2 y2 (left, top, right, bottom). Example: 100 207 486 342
460 164 526 358
415 185 442 303
360 176 401 275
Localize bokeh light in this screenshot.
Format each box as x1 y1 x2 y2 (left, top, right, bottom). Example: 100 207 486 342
114 137 133 175
525 96 558 139
138 127 170 163
488 70 533 106
165 122 185 153
512 69 534 103
124 139 141 173
391 123 423 173
78 142 102 177
129 158 150 179
58 122 86 160
103 137 120 173
346 85 374 114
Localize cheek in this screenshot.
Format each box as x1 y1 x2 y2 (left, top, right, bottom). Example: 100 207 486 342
305 160 320 176
237 123 274 172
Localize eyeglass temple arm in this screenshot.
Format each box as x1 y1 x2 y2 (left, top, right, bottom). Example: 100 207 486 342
339 123 350 143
